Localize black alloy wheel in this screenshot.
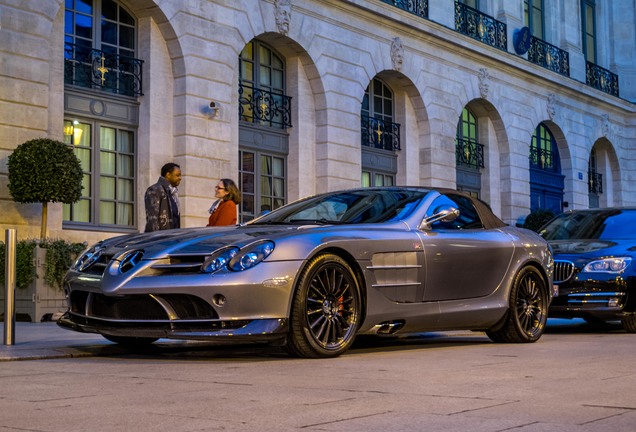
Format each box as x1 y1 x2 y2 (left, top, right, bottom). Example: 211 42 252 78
487 266 548 343
287 254 361 358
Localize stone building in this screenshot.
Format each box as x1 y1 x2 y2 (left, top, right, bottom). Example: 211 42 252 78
1 0 634 244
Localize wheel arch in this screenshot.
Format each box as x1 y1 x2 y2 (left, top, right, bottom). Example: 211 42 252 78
300 246 368 327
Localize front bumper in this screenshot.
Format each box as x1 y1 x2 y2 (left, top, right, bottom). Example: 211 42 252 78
550 278 636 320
57 311 289 342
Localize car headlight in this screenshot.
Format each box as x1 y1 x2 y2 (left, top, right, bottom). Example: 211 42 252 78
228 241 275 271
74 243 104 272
583 257 632 273
201 247 239 273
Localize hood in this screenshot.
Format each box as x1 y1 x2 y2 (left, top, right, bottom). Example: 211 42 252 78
98 225 303 259
549 239 634 256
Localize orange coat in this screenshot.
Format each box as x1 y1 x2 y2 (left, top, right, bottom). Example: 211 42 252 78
207 199 237 226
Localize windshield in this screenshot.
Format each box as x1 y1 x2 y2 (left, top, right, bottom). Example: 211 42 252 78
248 189 428 225
539 209 636 240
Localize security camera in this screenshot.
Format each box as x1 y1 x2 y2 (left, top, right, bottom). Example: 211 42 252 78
208 101 221 117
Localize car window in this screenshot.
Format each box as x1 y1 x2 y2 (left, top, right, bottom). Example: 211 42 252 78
540 209 636 240
250 189 427 225
426 194 484 230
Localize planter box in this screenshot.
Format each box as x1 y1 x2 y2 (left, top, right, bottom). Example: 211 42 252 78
1 246 68 322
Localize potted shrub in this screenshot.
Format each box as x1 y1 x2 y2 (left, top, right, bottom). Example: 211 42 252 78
523 209 556 233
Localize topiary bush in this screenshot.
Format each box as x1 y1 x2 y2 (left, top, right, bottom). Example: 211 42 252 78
7 138 83 239
523 209 556 232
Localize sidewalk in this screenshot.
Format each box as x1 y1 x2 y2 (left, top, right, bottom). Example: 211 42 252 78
0 321 125 361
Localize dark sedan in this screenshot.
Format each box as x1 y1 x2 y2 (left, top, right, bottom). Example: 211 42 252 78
540 208 636 331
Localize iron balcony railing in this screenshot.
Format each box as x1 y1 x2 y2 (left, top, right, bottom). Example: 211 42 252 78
529 146 557 171
454 2 507 51
455 138 485 169
238 84 292 129
379 0 428 19
361 115 401 151
527 36 570 77
64 42 143 97
588 171 603 194
586 61 619 97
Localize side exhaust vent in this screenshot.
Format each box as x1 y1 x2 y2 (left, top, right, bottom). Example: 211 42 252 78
373 320 405 335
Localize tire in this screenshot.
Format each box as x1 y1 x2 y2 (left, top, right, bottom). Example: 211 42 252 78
486 266 548 343
102 335 158 346
286 254 362 358
621 316 636 333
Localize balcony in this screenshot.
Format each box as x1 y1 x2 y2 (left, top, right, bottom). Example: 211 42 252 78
527 37 570 77
588 171 603 194
455 138 485 169
361 115 401 151
64 43 143 97
379 0 428 19
586 62 619 98
529 146 557 171
238 84 293 129
454 2 507 51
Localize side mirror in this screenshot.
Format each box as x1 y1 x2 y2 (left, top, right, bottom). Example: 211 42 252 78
419 205 460 231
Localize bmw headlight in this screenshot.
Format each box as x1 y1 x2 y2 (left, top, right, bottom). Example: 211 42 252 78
228 241 275 271
583 257 632 273
201 247 239 273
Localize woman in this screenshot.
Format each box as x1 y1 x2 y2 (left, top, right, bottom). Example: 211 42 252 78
207 178 241 226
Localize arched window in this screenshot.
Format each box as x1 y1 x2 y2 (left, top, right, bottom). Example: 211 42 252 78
64 0 141 96
361 78 400 187
239 40 291 129
238 40 289 222
529 123 564 213
529 123 559 172
63 0 139 230
455 107 484 198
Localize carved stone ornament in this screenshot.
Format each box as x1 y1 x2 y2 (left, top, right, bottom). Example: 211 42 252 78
546 93 557 120
275 0 292 36
601 114 610 137
478 68 490 99
390 37 404 71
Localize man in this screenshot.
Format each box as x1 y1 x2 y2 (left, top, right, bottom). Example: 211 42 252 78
144 162 181 232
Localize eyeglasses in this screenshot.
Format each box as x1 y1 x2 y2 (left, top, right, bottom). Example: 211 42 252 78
215 186 225 190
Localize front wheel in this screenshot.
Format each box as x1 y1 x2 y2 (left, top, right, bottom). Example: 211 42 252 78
486 266 549 343
287 254 362 358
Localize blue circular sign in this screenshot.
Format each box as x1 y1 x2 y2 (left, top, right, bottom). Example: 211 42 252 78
513 26 532 55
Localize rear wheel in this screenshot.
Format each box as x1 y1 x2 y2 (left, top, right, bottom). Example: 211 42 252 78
486 266 548 343
287 254 361 358
102 335 158 346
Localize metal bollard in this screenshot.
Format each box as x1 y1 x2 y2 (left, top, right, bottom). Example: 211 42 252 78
4 229 16 345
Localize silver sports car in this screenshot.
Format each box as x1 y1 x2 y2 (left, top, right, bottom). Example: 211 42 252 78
58 187 554 358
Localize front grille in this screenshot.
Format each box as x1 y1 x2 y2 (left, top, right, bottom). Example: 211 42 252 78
70 291 218 321
553 260 575 283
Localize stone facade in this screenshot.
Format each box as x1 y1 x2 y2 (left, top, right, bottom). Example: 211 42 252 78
0 0 634 244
